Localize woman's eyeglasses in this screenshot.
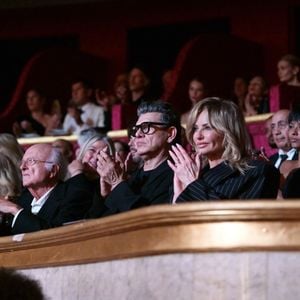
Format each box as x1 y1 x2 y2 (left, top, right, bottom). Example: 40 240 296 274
129 122 169 137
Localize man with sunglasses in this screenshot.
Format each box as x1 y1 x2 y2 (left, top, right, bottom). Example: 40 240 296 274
0 143 93 234
94 101 181 216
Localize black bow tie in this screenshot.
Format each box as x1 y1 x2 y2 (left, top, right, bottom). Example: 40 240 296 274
280 154 288 162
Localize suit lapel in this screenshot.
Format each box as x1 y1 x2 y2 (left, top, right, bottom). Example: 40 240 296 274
37 183 63 221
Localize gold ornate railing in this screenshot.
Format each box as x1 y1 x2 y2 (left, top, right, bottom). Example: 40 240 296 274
1 201 300 269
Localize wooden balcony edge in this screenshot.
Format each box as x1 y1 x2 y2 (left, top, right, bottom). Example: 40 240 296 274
1 201 300 269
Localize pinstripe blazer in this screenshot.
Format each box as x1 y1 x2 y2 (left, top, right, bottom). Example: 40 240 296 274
176 160 280 202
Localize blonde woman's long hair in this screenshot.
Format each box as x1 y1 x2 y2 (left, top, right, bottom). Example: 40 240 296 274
186 97 252 173
0 153 22 200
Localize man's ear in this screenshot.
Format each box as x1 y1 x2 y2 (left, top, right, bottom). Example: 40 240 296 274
167 126 177 144
293 66 300 76
49 164 60 179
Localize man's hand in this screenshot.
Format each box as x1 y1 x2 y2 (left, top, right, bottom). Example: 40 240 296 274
0 198 21 215
68 107 83 125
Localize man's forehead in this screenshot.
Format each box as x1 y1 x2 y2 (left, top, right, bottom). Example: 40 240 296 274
24 144 51 158
272 112 289 123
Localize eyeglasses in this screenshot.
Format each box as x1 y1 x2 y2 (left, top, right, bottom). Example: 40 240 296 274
129 122 170 137
20 158 54 167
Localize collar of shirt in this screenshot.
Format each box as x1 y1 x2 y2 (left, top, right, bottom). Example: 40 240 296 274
278 148 297 160
31 185 57 215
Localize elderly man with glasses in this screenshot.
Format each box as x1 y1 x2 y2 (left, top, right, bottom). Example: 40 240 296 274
89 101 181 217
270 109 298 168
0 143 93 234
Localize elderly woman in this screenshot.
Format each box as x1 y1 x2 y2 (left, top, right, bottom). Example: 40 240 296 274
168 97 279 203
68 134 115 218
95 101 181 216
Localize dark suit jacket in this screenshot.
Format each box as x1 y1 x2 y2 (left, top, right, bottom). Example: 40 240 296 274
176 160 280 202
11 174 93 234
269 150 298 166
282 167 300 198
87 160 173 218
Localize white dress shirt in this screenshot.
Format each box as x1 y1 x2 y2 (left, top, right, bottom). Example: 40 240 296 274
274 148 297 169
63 102 105 135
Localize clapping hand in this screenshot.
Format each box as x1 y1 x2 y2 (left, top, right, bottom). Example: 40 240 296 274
96 150 125 190
167 144 202 203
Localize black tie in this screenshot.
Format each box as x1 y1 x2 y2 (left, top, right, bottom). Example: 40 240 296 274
279 154 288 166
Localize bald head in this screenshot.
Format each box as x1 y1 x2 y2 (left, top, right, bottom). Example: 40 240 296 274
271 109 291 151
20 143 66 191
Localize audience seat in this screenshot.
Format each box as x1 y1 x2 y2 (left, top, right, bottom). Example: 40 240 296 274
269 83 300 112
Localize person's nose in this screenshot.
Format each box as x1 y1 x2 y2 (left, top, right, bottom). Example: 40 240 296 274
20 160 27 170
194 129 204 140
135 127 144 138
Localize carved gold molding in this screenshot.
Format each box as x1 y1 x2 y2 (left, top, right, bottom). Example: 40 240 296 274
1 201 300 269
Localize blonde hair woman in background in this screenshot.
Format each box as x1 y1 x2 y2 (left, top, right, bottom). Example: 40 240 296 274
0 153 22 236
0 133 23 181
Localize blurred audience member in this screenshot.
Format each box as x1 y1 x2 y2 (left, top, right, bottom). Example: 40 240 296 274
264 116 277 149
0 153 22 236
161 69 174 98
0 133 23 173
13 89 60 137
129 67 151 106
270 109 297 168
233 76 248 112
277 54 300 87
169 97 279 203
243 76 269 116
112 73 131 104
0 267 45 300
270 54 300 112
63 79 105 135
181 77 206 125
52 139 74 163
113 140 129 162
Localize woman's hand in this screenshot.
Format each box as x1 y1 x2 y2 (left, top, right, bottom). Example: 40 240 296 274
167 144 202 201
96 150 125 190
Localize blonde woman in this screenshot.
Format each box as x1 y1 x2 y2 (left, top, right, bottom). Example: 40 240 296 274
168 97 280 202
0 133 23 181
0 153 22 235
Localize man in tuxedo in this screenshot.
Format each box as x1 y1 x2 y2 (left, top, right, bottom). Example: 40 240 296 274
0 143 92 234
269 109 298 168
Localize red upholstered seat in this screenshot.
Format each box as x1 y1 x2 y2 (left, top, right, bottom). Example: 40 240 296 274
269 83 300 112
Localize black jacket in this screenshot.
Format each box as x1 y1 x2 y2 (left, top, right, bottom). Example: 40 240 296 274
176 160 280 202
11 174 93 234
